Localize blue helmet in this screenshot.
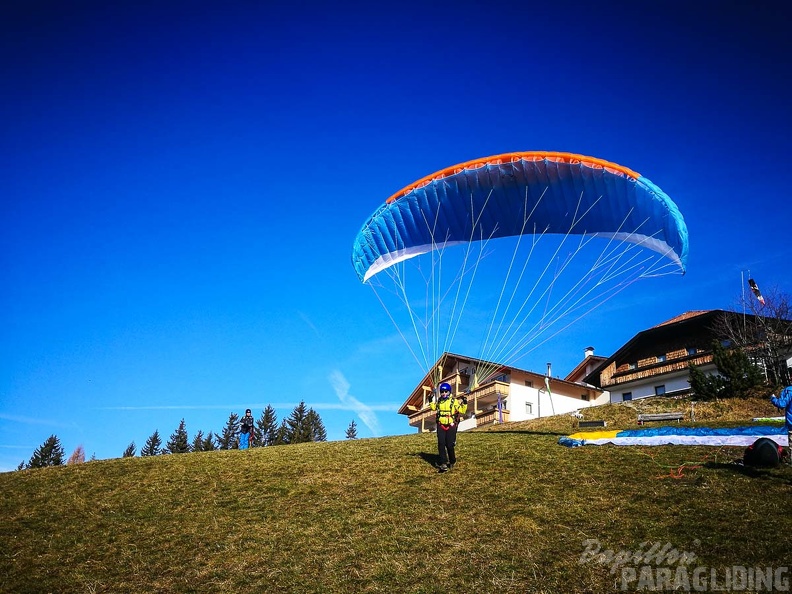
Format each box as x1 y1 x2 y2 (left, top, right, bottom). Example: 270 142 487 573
439 383 452 394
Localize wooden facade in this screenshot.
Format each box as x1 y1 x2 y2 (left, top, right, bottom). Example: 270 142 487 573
585 310 741 395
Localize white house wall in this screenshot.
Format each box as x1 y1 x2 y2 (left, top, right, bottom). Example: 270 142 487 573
505 380 607 421
609 370 693 403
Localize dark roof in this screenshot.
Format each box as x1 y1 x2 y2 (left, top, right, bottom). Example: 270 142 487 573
564 354 608 383
582 310 725 385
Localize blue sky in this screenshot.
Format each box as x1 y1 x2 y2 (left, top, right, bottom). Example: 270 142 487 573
2 0 791 470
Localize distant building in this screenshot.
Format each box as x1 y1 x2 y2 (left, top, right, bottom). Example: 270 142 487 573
398 352 608 433
584 309 792 403
398 309 792 431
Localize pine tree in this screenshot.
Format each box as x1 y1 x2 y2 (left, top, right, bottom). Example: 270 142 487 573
165 419 191 454
256 405 278 446
202 431 217 451
689 341 766 400
306 408 327 442
190 431 217 452
285 401 312 443
66 445 86 465
123 442 136 457
273 419 289 445
191 430 206 452
28 435 65 468
345 420 358 439
217 413 240 449
141 430 162 456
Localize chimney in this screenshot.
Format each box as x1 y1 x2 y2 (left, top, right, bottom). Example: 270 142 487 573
584 346 595 358
546 362 552 377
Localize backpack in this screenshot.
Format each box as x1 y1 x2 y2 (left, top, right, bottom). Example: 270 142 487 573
743 437 784 468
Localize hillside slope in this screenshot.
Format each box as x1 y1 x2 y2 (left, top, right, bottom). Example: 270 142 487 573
1 401 790 593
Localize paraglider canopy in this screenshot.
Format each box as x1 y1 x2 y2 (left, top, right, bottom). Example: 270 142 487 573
352 151 688 283
351 151 689 386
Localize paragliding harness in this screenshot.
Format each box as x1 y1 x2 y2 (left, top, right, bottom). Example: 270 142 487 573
435 397 460 430
743 437 786 468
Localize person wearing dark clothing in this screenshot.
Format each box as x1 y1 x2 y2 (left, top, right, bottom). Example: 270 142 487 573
239 409 255 450
429 382 468 472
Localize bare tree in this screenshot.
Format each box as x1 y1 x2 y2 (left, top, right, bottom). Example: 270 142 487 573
714 284 792 387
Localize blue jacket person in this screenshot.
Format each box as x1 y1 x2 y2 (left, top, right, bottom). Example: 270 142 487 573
771 386 792 465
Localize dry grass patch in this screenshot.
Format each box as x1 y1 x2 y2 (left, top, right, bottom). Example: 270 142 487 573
1 407 790 593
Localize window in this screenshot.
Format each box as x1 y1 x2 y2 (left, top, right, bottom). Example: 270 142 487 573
687 348 697 356
657 354 666 363
525 380 533 388
581 394 590 401
628 363 637 370
623 392 632 401
655 385 666 396
525 402 533 415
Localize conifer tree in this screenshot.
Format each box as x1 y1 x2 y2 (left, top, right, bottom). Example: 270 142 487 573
202 431 217 451
345 420 358 439
689 340 766 400
306 408 327 442
67 445 86 465
165 419 191 454
285 401 312 443
217 413 240 449
273 419 289 445
256 405 278 446
123 442 136 457
27 434 65 468
141 430 162 456
191 430 206 452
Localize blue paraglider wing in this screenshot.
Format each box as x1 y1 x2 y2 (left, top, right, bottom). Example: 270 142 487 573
352 152 688 282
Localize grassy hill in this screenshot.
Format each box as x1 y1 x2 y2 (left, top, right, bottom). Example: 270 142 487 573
1 397 790 594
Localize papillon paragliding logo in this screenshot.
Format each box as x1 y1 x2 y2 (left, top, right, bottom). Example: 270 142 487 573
351 151 689 386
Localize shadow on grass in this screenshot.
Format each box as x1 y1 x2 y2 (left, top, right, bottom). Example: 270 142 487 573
472 429 568 437
414 452 441 469
704 461 792 485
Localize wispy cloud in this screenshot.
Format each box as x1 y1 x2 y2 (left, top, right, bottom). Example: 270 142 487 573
0 413 74 428
328 370 382 437
297 310 322 339
100 402 397 412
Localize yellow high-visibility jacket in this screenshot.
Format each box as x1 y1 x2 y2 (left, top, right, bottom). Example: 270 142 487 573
430 396 468 427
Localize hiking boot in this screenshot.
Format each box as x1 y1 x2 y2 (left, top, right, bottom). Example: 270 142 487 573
438 464 448 473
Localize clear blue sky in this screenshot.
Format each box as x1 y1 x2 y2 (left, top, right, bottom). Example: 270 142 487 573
2 0 791 470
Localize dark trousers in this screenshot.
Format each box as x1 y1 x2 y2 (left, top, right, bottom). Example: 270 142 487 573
437 424 458 466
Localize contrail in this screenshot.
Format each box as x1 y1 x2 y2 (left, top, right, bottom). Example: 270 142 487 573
328 370 382 437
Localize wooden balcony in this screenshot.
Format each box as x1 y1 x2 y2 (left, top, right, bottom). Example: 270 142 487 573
475 408 510 425
407 407 435 426
470 380 508 399
407 380 512 430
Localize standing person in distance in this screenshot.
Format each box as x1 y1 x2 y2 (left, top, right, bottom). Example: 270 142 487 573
770 385 792 466
239 408 255 450
430 382 467 473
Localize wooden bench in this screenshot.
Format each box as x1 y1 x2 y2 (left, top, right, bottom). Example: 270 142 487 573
578 420 607 428
637 412 684 425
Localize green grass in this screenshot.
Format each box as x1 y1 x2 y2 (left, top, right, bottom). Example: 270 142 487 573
1 398 790 593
